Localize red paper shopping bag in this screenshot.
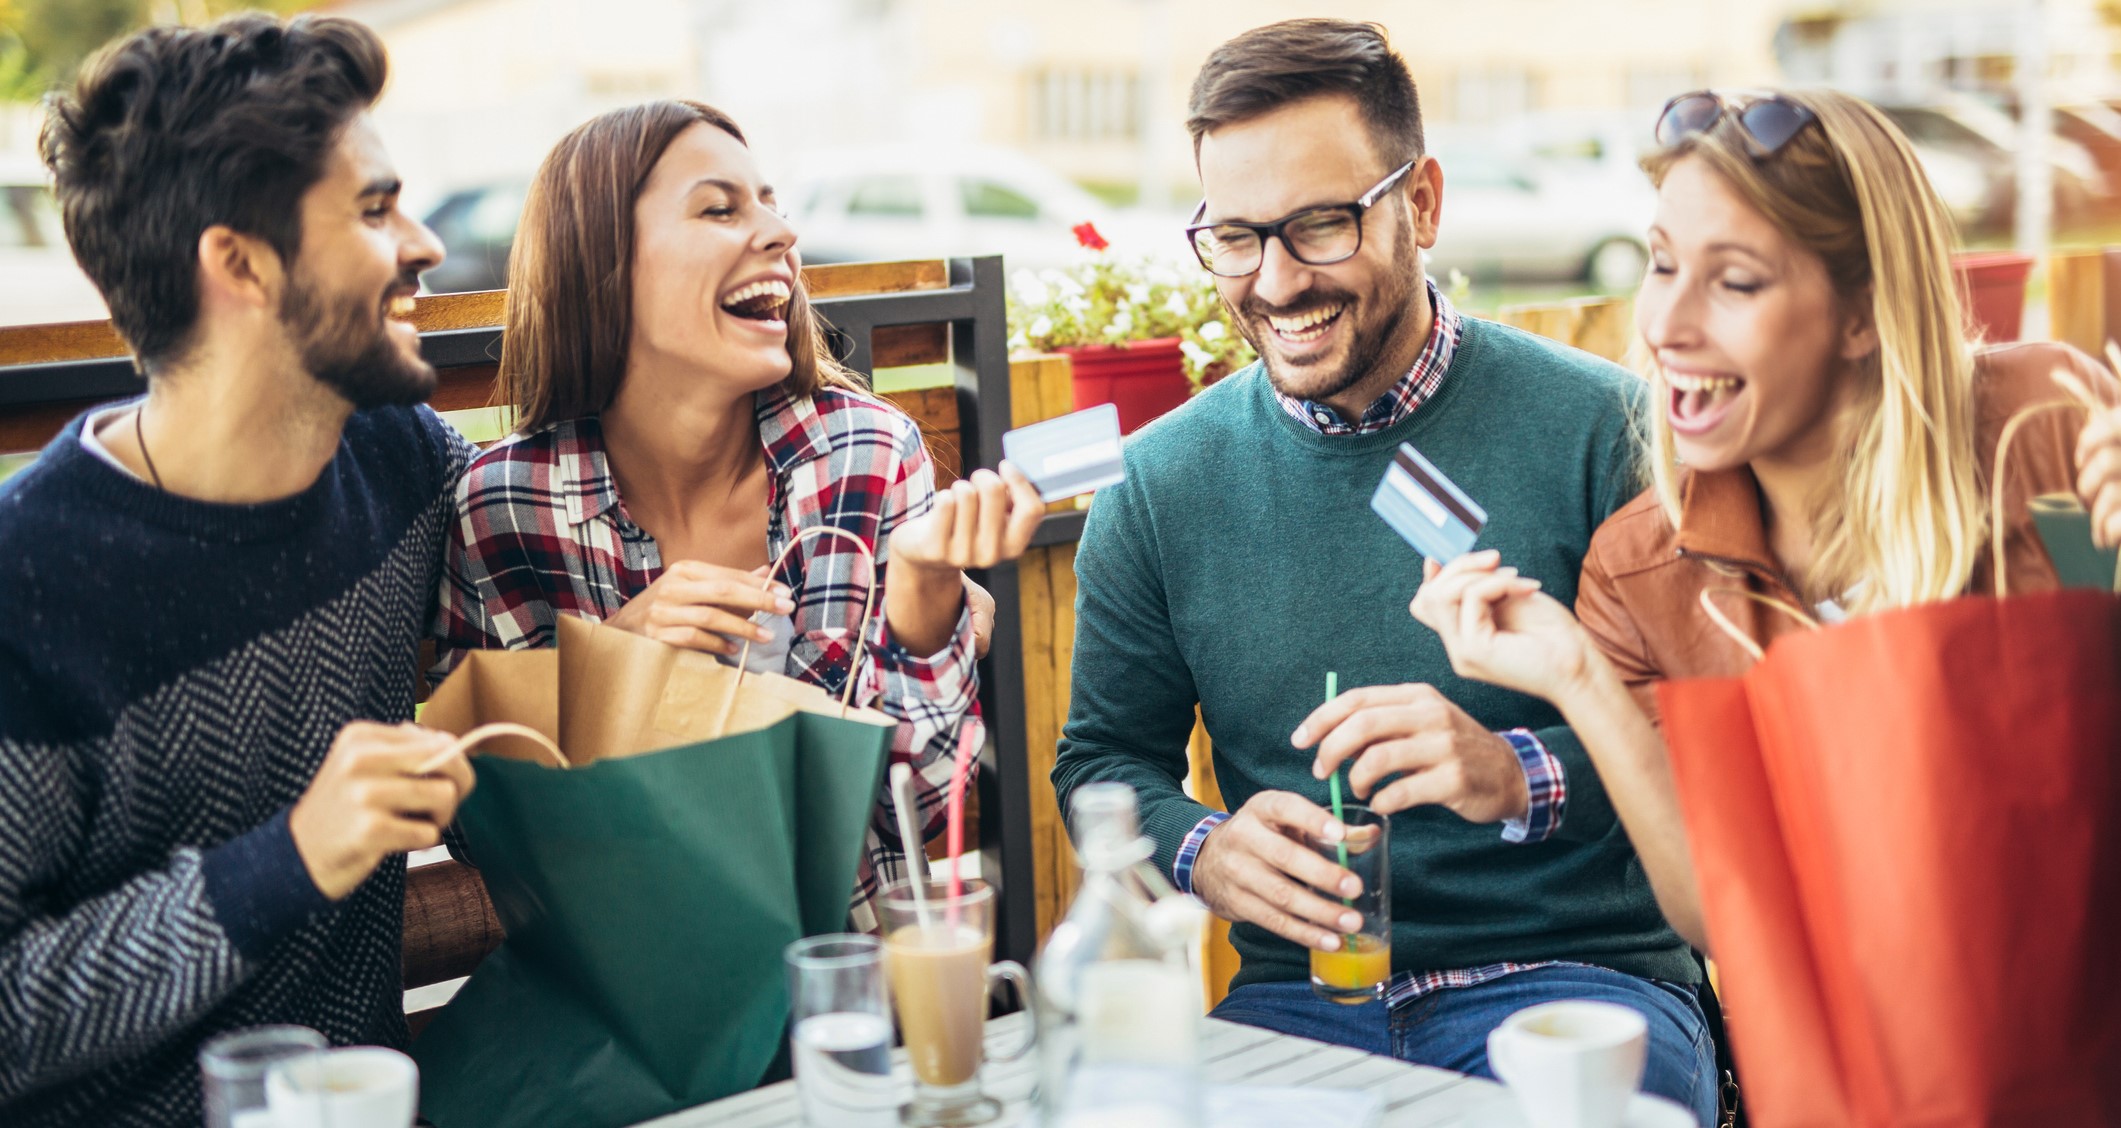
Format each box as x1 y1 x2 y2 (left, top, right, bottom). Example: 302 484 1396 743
1661 589 2121 1128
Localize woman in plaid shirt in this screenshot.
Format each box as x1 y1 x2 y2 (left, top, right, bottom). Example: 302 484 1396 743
432 100 1045 931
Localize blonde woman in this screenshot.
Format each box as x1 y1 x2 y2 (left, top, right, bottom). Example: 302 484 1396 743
1306 89 2121 952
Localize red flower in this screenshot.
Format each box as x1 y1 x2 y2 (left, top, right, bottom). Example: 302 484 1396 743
1072 222 1109 251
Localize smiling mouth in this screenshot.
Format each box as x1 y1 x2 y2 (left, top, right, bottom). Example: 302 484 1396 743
1264 303 1346 345
721 279 792 323
1667 369 1747 433
385 294 417 321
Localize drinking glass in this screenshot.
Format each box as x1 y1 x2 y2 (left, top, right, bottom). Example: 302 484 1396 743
1307 805 1392 1004
786 933 898 1127
878 878 1037 1127
199 1024 328 1128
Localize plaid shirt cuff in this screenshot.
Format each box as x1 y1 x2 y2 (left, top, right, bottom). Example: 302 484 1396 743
1498 728 1566 844
872 600 979 718
1171 811 1231 895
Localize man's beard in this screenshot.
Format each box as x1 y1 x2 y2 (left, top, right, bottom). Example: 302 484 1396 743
281 270 436 410
1237 227 1422 407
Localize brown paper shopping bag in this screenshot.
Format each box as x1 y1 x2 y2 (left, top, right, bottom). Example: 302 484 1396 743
412 528 901 1128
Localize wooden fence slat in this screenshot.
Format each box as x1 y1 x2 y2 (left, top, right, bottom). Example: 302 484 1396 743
1496 297 1632 364
872 323 949 369
2049 249 2106 357
0 260 951 367
804 259 949 299
1566 296 1632 363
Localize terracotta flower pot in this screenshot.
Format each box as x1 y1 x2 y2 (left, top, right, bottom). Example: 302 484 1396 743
1953 251 2033 343
1060 337 1190 435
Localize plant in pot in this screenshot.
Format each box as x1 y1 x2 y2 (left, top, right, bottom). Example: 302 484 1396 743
1007 222 1255 434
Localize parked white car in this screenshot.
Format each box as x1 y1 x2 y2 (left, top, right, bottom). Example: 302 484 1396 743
785 148 1181 272
1422 138 1656 291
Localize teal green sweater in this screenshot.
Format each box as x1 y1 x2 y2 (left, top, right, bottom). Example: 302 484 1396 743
1051 317 1696 992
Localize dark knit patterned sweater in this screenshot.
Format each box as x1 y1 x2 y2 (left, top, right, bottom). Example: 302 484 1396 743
0 403 472 1126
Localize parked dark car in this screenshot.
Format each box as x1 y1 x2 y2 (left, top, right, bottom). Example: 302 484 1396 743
421 181 527 295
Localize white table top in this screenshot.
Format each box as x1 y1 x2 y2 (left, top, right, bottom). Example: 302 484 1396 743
634 1012 1534 1127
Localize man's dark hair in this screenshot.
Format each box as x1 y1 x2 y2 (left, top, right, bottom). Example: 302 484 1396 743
40 14 388 365
1185 19 1424 168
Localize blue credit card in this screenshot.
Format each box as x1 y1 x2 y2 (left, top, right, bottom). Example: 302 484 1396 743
1370 442 1487 562
1001 403 1126 502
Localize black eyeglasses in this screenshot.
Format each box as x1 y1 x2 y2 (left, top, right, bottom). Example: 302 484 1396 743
1184 161 1416 278
1655 91 1819 158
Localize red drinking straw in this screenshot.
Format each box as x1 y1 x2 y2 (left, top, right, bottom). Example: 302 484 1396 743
944 721 979 931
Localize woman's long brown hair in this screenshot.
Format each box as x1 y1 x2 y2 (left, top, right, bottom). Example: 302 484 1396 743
499 99 860 433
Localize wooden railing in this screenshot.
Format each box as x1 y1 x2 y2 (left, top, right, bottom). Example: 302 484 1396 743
0 269 1647 1026
0 257 1087 1036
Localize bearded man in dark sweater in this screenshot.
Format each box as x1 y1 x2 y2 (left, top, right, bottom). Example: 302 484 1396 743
1051 20 1718 1124
0 16 477 1125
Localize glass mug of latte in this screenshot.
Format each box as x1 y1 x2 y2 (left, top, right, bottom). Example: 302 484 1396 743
877 878 1037 1127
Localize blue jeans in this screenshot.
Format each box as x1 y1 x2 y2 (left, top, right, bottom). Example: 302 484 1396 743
1209 965 1718 1127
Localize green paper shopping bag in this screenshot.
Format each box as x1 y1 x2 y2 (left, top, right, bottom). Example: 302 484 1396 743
412 531 896 1128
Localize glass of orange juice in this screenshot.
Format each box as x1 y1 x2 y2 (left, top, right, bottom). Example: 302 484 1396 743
1307 805 1390 1005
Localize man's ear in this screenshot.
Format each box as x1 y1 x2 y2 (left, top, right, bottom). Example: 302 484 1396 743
195 225 285 313
1407 154 1444 249
1839 283 1880 362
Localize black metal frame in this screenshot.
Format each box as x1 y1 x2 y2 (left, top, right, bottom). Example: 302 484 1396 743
0 254 1072 969
808 255 1075 967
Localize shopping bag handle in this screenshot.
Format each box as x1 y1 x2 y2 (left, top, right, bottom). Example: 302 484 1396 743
1698 588 1821 663
722 523 880 729
419 722 572 773
1990 361 2112 597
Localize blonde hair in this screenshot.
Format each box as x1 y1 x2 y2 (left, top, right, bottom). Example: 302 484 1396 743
1639 89 1983 612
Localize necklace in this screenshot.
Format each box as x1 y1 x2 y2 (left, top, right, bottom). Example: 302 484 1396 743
134 405 165 490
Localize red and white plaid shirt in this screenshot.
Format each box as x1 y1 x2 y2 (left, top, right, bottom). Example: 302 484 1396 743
432 383 979 932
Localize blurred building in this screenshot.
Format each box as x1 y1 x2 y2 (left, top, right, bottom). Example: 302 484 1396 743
1776 0 2119 105
327 0 1798 211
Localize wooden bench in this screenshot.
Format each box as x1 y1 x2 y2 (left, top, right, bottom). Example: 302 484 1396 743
0 257 1087 1034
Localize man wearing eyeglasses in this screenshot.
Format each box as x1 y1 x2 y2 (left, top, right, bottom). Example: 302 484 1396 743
1051 18 1718 1123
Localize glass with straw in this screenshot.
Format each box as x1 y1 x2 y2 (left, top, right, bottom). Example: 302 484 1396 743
1309 672 1393 1004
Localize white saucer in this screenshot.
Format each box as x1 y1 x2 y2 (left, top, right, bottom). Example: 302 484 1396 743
1459 1092 1698 1128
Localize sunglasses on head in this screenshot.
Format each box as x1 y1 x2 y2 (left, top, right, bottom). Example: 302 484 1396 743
1655 91 1819 158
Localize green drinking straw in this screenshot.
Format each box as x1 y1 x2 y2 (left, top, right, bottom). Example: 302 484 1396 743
1324 672 1357 952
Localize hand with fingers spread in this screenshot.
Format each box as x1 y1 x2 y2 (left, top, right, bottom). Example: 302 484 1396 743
1294 681 1530 825
289 722 477 901
1189 791 1372 953
884 462 1047 655
604 560 796 656
1409 550 1596 700
2075 400 2121 549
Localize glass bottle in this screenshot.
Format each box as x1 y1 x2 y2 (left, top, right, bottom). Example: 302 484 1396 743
1035 782 1207 1128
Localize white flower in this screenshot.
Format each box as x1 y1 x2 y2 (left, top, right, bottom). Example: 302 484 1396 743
1063 296 1090 317
1180 340 1214 370
1028 315 1053 339
1111 308 1135 335
1199 320 1227 342
1009 331 1029 351
1054 273 1086 300
1011 269 1050 308
1164 292 1190 319
1126 283 1151 305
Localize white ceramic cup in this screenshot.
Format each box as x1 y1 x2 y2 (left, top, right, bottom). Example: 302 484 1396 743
1486 1000 1648 1128
264 1046 419 1128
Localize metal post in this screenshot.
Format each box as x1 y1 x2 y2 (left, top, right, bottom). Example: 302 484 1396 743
948 257 1039 970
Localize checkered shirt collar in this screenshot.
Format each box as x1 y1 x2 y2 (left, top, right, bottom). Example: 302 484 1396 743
547 382 834 527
